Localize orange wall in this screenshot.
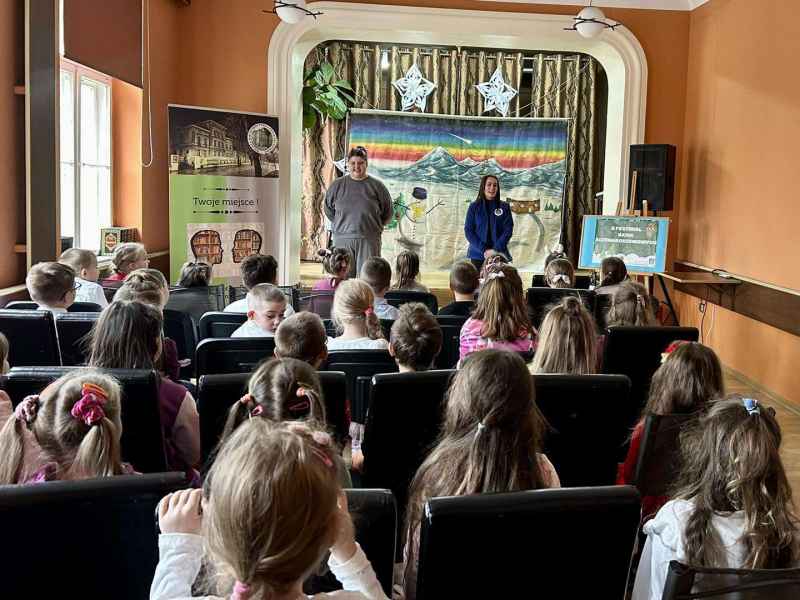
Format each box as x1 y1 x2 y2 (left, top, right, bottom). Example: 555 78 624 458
674 0 800 404
112 78 143 233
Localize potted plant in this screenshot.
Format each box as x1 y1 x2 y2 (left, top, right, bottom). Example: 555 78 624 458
302 61 355 131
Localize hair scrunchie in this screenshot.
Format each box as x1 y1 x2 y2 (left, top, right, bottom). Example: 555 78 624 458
14 395 40 425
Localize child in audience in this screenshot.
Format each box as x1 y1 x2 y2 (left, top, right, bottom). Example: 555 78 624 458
543 257 575 289
605 281 656 327
177 261 211 287
58 248 109 307
392 251 429 293
275 312 328 368
389 303 442 372
459 263 535 361
26 261 77 314
439 260 479 317
104 242 149 283
0 370 132 484
633 396 800 600
594 256 628 294
314 247 352 291
231 283 287 338
225 254 295 316
618 341 723 519
328 279 388 351
360 256 400 320
401 350 560 598
0 332 9 374
88 300 200 475
151 420 387 600
530 296 598 375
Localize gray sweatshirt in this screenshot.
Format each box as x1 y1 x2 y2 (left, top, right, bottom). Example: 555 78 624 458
324 175 393 239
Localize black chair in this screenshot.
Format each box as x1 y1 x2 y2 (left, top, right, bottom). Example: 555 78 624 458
163 308 198 380
55 312 99 366
4 300 103 312
195 337 275 378
534 374 634 486
306 488 397 597
633 413 694 498
0 472 187 599
525 287 596 329
3 367 167 473
0 309 61 366
325 350 398 423
386 290 438 314
662 560 800 600
362 371 454 540
198 311 247 340
531 273 593 289
415 486 641 599
300 290 336 319
601 326 699 411
196 371 349 463
166 284 227 325
434 315 467 369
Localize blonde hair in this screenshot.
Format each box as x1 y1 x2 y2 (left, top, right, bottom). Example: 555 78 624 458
544 258 575 289
531 296 598 375
246 283 287 312
201 420 341 597
472 263 533 342
111 242 147 275
606 281 655 327
675 396 799 569
113 268 169 308
393 251 421 290
332 279 382 340
275 312 327 364
59 248 97 274
26 261 75 305
0 370 124 484
0 332 9 375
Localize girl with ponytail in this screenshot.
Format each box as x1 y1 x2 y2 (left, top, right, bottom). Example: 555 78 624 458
313 247 353 291
530 295 599 375
0 370 130 484
401 350 559 599
633 396 799 599
327 279 388 351
605 281 656 327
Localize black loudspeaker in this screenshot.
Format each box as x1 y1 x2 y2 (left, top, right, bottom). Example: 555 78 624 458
628 144 676 211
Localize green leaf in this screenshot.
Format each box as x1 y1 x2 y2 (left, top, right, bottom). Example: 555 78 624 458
302 87 316 104
303 110 318 130
337 89 356 104
334 79 353 91
320 62 335 84
330 95 348 114
309 101 326 116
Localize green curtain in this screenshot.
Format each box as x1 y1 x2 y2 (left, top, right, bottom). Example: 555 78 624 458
301 42 603 263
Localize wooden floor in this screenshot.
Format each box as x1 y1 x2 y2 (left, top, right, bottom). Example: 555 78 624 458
300 260 800 499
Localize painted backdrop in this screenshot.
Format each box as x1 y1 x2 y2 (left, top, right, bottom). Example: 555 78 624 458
346 110 568 272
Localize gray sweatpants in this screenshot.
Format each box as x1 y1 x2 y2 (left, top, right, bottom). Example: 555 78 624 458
333 235 381 278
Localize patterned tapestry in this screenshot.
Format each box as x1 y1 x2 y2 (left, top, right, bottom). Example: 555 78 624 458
347 109 569 272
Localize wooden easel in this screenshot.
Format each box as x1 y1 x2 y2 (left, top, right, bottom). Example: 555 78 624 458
617 169 655 294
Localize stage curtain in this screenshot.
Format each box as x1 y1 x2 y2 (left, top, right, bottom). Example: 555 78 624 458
301 43 602 262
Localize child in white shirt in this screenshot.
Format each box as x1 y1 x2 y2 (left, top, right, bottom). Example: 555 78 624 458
327 279 389 351
26 261 77 315
232 284 287 338
224 253 295 317
359 256 399 321
59 248 109 308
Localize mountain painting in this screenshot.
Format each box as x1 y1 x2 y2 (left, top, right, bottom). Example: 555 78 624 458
346 109 569 273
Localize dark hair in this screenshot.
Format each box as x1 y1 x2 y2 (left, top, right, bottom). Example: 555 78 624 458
390 303 442 371
544 258 575 289
393 251 421 290
600 257 628 287
88 301 162 370
317 247 352 279
178 262 211 287
26 262 75 305
240 254 278 290
449 260 479 295
275 312 327 364
348 146 368 161
360 256 392 292
644 342 723 416
476 175 501 203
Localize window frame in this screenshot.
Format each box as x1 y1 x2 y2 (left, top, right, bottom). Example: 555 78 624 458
59 56 113 251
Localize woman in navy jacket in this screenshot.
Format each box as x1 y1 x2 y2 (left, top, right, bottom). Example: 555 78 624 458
464 174 514 270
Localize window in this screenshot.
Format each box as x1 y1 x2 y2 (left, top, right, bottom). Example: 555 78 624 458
59 59 112 252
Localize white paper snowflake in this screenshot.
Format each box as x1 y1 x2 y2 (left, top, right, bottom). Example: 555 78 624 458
333 157 349 174
475 68 518 117
392 63 437 112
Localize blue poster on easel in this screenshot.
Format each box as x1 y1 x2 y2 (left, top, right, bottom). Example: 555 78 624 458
578 215 670 274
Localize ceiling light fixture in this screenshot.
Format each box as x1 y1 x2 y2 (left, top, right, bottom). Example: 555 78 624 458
264 1 322 25
564 1 621 39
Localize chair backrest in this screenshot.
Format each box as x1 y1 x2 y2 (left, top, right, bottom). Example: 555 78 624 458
362 371 455 527
633 413 694 497
305 489 397 597
531 273 593 289
195 337 275 378
302 290 336 319
0 472 187 599
55 312 99 366
601 326 699 412
3 367 167 472
0 309 61 366
166 285 226 324
662 560 800 600
434 315 467 369
525 287 597 329
386 290 439 314
198 311 247 340
534 374 634 486
5 300 102 312
325 350 398 423
162 308 198 380
196 371 349 464
415 486 641 599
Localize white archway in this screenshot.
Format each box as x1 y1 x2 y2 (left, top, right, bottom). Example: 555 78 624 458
267 2 648 283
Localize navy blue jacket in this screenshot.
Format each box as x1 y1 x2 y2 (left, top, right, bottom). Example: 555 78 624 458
464 199 514 261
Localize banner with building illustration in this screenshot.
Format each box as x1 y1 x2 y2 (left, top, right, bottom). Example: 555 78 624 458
168 104 279 283
346 110 569 272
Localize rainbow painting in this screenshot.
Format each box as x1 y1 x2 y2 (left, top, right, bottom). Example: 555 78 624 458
344 109 569 272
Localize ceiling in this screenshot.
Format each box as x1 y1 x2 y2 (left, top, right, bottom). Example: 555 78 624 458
478 0 710 10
